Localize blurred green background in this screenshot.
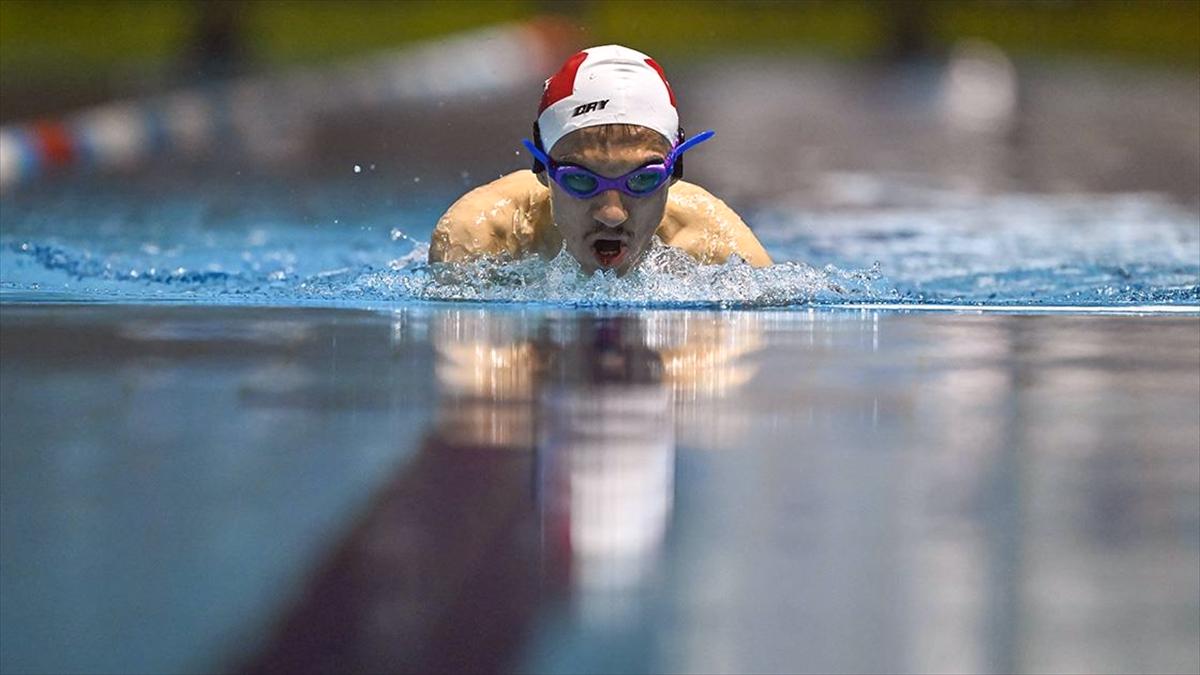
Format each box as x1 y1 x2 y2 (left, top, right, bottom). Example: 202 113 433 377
3 0 1198 69
2 0 1197 192
2 0 1197 120
4 0 1198 67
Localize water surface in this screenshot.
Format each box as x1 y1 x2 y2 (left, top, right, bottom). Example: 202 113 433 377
1 175 1197 309
2 303 1197 674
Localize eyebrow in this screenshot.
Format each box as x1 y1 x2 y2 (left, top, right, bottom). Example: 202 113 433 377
555 155 667 170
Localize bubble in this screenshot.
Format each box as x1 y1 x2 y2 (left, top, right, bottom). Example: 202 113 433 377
346 238 892 307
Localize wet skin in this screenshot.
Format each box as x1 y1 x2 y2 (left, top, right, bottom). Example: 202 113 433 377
535 131 674 275
427 126 773 272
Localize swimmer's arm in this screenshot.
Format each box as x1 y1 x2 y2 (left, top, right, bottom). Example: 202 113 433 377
428 171 548 263
719 212 773 267
663 182 773 267
428 184 505 263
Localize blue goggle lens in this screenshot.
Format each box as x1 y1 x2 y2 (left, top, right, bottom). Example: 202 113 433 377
562 173 598 195
626 170 666 194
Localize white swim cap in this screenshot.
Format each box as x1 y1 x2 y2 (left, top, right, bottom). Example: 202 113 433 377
535 45 679 153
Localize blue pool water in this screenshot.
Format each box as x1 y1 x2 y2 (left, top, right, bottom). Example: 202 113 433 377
2 175 1197 310
2 176 1198 674
3 303 1198 674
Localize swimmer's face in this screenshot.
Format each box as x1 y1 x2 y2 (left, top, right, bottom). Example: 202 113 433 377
537 125 675 275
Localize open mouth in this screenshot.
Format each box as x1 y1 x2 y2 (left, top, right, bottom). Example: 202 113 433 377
592 239 627 269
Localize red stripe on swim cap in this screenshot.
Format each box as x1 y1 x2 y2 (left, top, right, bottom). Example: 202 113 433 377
539 50 588 114
643 58 677 107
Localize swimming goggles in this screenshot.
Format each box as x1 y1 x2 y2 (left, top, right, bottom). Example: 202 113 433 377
521 130 715 199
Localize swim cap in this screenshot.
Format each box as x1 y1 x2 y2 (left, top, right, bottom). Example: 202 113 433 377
536 45 679 154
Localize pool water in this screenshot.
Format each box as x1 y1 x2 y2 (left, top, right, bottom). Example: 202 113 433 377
1 174 1197 309
1 172 1198 673
2 303 1197 674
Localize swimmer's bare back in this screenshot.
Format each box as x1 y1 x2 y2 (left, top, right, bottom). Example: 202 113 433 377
429 170 773 267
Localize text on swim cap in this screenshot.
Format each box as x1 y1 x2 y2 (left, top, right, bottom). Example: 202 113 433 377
572 99 610 117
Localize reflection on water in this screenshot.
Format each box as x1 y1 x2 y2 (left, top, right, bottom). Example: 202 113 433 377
1 305 1197 674
431 309 763 450
245 310 760 673
431 311 765 631
538 318 675 615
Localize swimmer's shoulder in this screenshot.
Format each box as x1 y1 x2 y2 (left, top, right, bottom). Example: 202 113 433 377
430 171 553 263
661 180 773 267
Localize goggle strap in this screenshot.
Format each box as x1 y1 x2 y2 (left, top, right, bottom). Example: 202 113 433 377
524 130 714 171
671 129 715 161
521 139 553 170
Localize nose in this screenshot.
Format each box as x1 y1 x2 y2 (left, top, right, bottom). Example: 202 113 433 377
591 189 628 228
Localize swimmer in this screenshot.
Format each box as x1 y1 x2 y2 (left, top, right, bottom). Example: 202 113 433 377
429 45 772 274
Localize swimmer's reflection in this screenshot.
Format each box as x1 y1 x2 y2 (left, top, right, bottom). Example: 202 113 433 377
245 313 756 674
537 319 675 601
433 310 761 450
